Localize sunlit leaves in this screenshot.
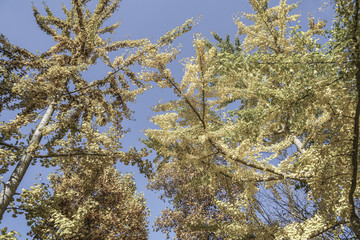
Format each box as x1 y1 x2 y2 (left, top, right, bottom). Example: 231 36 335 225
21 163 149 239
146 0 359 239
0 0 195 235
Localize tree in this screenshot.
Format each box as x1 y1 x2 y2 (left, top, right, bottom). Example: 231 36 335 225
20 158 149 239
0 0 195 234
145 0 360 239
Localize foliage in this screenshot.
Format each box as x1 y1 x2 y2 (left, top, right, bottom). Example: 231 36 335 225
0 227 19 240
146 0 360 239
3 0 360 238
20 158 149 239
0 0 195 236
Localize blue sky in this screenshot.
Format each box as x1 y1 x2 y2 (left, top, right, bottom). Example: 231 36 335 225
0 0 332 239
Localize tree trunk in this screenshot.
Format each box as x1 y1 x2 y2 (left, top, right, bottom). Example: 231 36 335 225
0 102 55 220
348 1 360 237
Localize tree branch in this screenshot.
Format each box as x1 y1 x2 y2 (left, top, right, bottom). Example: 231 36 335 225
292 136 305 154
209 139 305 182
0 141 20 151
308 219 347 239
160 65 207 129
34 152 109 158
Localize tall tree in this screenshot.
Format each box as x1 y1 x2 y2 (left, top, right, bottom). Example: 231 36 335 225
0 0 195 231
20 158 149 239
330 0 360 235
145 0 360 239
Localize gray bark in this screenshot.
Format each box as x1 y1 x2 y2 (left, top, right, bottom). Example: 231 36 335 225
0 102 55 220
292 136 305 154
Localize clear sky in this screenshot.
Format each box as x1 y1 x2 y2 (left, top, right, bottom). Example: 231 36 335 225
0 0 332 239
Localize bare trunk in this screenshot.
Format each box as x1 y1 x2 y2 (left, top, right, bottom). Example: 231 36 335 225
0 102 55 220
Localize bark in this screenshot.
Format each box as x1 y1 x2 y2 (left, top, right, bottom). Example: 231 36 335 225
293 136 305 154
0 102 55 220
348 0 360 237
349 66 360 237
